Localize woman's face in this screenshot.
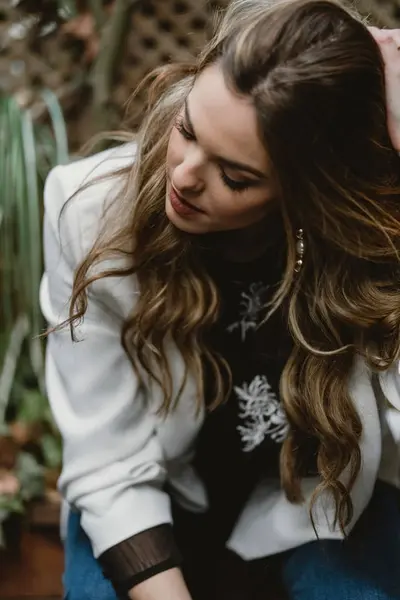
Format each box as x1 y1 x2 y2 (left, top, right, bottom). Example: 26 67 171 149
166 64 276 235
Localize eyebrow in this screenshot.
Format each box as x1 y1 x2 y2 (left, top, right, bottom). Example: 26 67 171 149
184 99 267 180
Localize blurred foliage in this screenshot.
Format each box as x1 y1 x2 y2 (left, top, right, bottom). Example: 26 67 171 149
2 0 137 145
0 89 68 545
0 0 136 547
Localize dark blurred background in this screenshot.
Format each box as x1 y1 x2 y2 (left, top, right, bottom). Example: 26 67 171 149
0 0 398 598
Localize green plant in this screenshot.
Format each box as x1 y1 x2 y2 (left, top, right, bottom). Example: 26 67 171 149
0 90 69 546
0 0 139 547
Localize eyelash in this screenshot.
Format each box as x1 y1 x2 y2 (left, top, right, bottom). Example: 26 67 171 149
174 117 253 193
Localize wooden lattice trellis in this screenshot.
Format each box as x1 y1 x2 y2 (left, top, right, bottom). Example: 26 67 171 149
112 0 230 128
2 0 400 148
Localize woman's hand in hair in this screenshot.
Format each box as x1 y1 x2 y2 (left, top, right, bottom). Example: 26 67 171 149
369 26 400 151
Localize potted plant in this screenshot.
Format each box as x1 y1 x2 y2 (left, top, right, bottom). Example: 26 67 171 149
0 90 68 547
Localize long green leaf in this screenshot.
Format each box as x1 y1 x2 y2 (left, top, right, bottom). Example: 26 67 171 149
0 314 29 425
0 98 17 327
40 90 69 165
21 111 44 382
34 123 57 180
0 98 12 372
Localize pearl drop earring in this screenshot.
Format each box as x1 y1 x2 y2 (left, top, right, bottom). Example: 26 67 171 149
294 228 305 273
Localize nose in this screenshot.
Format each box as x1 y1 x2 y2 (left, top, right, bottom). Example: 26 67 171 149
172 149 204 195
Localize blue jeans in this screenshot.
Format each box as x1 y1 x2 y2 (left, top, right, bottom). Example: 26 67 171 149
64 481 400 600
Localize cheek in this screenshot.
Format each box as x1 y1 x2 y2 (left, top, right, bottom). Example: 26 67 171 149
214 189 273 224
166 129 183 170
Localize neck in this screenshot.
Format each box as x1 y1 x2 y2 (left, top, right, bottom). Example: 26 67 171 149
212 212 284 263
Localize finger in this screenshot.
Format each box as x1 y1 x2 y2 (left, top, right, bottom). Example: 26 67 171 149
368 26 393 42
369 27 400 45
374 35 400 62
368 26 387 41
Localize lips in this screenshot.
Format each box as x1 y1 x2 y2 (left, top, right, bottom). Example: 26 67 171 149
171 186 203 213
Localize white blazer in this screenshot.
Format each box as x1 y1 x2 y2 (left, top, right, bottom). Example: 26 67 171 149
40 143 400 561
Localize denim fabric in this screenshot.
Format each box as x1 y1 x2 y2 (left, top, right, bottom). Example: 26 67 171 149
64 481 400 600
282 481 400 600
64 510 118 600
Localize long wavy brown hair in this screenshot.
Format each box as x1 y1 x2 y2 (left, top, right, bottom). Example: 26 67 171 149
67 0 400 532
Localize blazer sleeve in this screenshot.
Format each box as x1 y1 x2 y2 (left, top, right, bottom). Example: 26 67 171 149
379 362 400 411
40 164 173 559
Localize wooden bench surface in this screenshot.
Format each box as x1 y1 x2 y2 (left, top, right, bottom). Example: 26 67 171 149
0 528 63 600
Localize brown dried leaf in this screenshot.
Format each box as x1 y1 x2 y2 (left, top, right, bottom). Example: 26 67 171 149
44 467 61 491
0 436 19 470
62 11 96 41
61 11 100 63
0 469 20 497
9 421 44 446
45 488 62 505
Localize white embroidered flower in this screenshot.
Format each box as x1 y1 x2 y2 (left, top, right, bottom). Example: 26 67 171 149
235 375 289 452
227 282 269 341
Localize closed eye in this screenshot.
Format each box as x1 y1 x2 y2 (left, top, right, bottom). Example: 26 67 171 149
175 117 195 141
219 169 256 193
174 116 260 193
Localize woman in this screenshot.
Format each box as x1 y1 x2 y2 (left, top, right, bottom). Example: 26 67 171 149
41 1 400 599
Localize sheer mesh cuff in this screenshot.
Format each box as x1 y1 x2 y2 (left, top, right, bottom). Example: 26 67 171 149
99 524 181 596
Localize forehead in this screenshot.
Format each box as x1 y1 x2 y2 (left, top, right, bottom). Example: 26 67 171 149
188 65 269 173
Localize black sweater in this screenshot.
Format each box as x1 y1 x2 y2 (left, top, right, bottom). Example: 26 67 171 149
99 244 293 597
